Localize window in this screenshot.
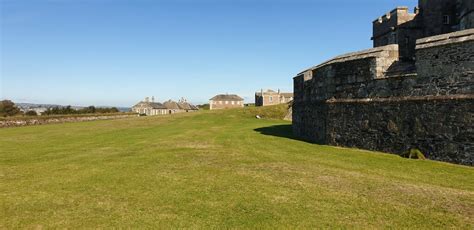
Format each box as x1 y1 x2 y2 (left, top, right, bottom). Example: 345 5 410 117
443 15 450 25
219 101 222 105
225 101 228 105
231 101 234 105
392 33 397 44
269 96 273 102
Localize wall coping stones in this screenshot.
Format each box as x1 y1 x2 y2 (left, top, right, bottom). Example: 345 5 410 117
416 28 474 49
326 94 474 104
296 44 399 77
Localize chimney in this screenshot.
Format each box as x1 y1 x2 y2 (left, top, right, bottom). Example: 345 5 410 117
414 7 420 15
278 89 281 94
145 97 149 102
152 96 155 102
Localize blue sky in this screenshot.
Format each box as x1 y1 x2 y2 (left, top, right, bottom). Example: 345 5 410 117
1 0 417 106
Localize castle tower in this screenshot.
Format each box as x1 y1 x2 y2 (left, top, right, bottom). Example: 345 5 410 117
418 0 458 37
458 0 474 30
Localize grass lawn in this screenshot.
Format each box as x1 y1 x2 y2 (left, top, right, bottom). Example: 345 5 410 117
1 107 473 228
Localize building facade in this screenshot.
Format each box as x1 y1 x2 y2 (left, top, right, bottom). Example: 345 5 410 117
132 97 198 115
255 89 293 106
372 0 474 61
458 0 474 30
209 94 244 110
132 97 168 116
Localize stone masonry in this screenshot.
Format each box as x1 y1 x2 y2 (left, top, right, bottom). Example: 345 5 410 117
293 29 474 165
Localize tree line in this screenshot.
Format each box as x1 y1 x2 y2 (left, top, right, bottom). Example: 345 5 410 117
42 106 119 115
1 100 120 117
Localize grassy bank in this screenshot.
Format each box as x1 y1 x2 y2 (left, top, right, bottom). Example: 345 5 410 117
0 107 473 228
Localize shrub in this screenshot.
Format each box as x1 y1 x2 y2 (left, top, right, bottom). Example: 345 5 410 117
0 100 22 117
25 110 38 116
401 148 426 160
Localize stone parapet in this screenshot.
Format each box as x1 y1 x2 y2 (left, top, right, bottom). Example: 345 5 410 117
416 28 474 49
298 44 399 79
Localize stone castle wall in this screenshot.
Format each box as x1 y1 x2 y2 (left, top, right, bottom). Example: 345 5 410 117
293 29 474 165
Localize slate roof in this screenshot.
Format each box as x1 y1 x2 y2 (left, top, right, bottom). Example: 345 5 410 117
255 90 293 98
178 101 199 110
210 94 244 101
280 93 294 98
163 100 181 110
133 101 167 109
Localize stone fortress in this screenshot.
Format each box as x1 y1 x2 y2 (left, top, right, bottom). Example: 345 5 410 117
292 0 473 165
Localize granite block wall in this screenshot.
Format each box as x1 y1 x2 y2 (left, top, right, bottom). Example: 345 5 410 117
293 29 474 165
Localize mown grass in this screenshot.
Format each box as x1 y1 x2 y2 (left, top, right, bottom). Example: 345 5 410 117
0 107 473 228
242 103 290 120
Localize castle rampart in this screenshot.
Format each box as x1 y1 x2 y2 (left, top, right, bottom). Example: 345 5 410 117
293 29 474 165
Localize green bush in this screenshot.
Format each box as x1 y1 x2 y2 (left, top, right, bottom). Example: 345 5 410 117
25 110 38 116
0 100 22 117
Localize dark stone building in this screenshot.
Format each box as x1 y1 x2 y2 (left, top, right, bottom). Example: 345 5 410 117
293 1 474 165
372 0 474 61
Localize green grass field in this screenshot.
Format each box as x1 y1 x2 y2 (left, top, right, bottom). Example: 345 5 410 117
1 107 473 228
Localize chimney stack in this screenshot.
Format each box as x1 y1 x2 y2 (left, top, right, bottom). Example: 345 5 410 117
145 97 149 102
414 6 420 14
152 96 155 102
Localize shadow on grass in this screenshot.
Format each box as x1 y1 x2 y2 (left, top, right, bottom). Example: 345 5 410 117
254 124 300 141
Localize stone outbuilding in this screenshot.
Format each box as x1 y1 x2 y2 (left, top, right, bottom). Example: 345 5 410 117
209 94 244 110
132 97 198 115
163 98 199 114
255 89 293 107
163 100 183 114
177 98 199 112
132 97 168 116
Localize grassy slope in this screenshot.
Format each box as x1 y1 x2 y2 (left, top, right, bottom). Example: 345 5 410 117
0 107 473 228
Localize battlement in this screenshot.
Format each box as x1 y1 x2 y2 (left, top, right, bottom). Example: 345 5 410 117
372 7 414 25
372 6 419 59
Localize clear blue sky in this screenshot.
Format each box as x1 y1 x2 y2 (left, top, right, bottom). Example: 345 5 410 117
1 0 417 106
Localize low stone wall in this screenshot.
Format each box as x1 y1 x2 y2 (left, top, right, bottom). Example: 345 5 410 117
0 114 137 128
293 29 474 165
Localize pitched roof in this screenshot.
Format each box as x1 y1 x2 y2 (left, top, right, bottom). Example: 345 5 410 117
255 90 294 97
255 89 277 96
210 94 244 101
133 101 167 109
163 100 181 110
178 101 198 110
